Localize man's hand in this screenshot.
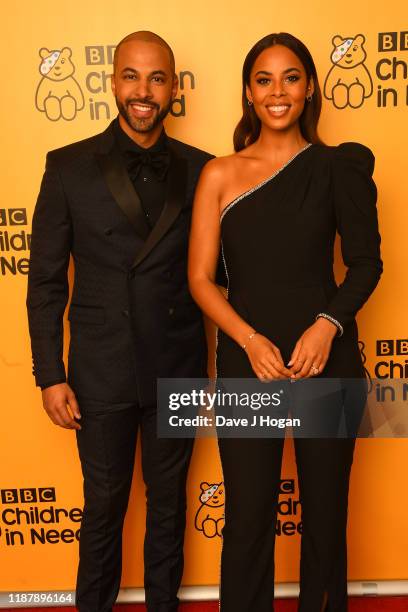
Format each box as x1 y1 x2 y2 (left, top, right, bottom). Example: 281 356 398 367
41 383 81 430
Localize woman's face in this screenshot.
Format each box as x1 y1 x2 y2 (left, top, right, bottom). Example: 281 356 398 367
246 44 313 134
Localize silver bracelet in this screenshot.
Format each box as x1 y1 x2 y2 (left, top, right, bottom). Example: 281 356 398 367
316 313 344 337
242 331 257 350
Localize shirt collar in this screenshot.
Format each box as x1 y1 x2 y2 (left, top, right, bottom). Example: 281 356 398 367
113 116 168 154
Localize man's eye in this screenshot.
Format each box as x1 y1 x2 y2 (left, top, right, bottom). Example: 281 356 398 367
124 74 136 80
152 76 165 83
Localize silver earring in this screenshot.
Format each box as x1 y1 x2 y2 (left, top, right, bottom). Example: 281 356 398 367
306 92 313 102
247 99 253 106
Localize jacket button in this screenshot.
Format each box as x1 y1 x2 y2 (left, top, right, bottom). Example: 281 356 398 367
122 310 129 317
169 307 174 315
104 228 113 236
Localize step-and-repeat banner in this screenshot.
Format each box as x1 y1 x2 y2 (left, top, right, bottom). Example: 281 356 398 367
1 0 407 595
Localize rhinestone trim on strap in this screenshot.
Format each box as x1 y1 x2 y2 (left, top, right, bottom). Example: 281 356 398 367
220 241 229 292
214 241 229 382
220 142 312 224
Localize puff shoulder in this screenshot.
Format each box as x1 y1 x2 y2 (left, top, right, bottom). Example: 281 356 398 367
333 141 375 176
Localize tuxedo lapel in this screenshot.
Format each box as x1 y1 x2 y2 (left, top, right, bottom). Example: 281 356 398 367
95 130 151 241
94 122 188 266
131 147 187 269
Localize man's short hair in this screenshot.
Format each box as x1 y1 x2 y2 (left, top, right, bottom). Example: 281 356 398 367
113 31 175 74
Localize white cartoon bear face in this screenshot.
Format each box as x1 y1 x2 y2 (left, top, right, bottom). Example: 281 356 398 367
38 47 75 81
199 482 225 508
330 34 367 69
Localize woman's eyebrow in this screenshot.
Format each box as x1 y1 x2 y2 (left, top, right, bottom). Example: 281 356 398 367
254 67 302 76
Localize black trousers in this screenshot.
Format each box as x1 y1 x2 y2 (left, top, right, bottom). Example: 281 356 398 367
75 399 193 612
218 437 355 612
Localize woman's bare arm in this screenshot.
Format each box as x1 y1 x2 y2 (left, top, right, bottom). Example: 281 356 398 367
188 159 292 380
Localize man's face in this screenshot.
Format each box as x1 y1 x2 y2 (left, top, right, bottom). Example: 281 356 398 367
111 40 178 134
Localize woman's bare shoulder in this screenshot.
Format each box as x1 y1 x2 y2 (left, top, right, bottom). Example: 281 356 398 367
200 153 246 184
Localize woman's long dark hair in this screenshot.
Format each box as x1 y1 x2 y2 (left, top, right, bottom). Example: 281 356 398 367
234 32 324 152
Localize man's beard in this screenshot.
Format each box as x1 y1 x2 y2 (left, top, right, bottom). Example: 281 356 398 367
116 97 172 133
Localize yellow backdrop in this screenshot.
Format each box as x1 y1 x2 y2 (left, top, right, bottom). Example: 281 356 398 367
1 0 407 594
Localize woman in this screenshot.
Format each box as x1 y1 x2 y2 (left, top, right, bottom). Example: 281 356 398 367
188 33 382 611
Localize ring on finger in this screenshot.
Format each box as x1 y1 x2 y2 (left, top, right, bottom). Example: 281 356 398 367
310 364 319 375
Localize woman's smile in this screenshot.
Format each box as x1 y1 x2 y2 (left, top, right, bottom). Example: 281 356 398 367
265 103 291 117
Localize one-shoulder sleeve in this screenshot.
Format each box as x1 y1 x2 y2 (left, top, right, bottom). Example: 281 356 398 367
323 142 383 330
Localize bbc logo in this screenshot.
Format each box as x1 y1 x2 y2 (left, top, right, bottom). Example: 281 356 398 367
279 479 295 494
1 487 56 504
85 45 116 65
378 31 408 52
376 340 408 356
0 208 27 226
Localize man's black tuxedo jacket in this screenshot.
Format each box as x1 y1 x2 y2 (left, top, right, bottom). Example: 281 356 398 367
27 120 212 405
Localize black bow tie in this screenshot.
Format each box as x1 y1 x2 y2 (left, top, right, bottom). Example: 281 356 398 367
126 149 170 182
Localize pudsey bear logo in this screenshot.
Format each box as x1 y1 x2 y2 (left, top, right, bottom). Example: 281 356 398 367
194 481 225 538
324 34 373 109
35 47 85 121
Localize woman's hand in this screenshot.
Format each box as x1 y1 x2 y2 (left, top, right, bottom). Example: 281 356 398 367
245 333 292 380
288 318 338 379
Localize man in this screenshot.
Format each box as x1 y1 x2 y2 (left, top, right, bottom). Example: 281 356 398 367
27 31 212 612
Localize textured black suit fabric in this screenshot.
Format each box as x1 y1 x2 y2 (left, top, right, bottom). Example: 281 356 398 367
27 120 212 612
75 401 193 612
27 121 211 405
216 143 382 612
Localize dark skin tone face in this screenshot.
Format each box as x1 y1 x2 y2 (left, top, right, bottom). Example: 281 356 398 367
246 44 314 139
111 39 178 147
